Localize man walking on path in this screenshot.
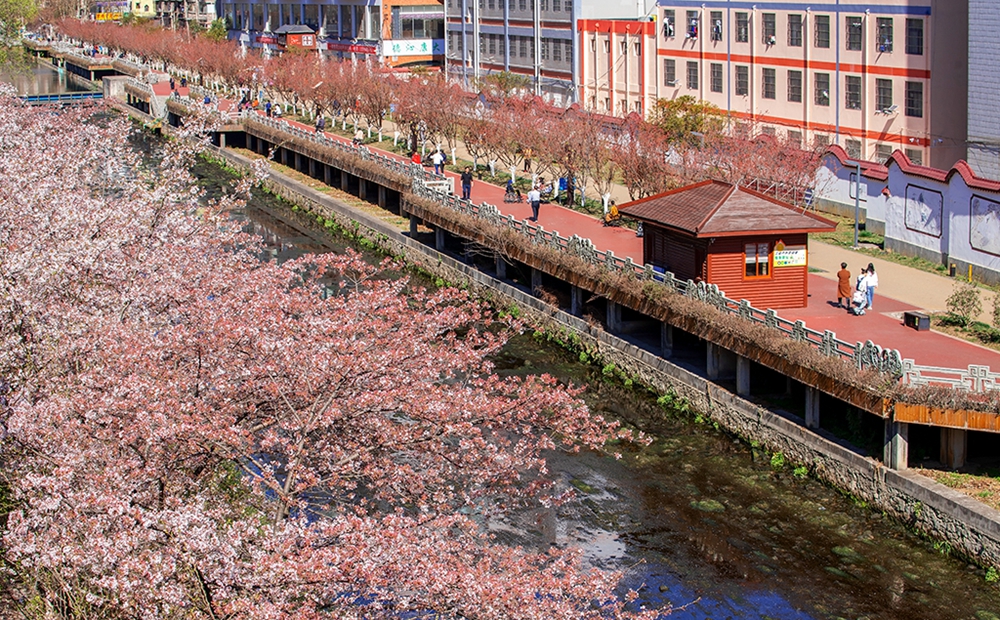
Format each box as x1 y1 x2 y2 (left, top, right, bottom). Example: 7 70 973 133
527 186 541 222
431 150 445 175
461 167 474 201
315 116 325 134
837 262 852 309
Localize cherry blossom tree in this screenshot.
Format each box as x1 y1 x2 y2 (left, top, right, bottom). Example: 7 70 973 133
0 90 660 619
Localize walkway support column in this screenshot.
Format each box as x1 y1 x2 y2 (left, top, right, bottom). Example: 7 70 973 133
409 214 418 238
607 301 622 334
570 286 584 317
378 185 386 208
940 428 968 469
805 387 821 429
884 420 909 470
495 253 507 279
324 164 331 185
219 132 226 148
531 268 543 294
661 323 673 358
359 179 367 201
736 355 751 396
340 170 349 191
435 227 446 252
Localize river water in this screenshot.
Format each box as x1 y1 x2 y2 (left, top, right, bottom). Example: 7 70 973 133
8 64 1000 619
1 56 88 95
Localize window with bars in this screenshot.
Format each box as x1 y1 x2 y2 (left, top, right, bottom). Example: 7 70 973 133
815 14 830 48
488 34 496 54
845 139 861 159
762 13 776 44
687 61 698 89
787 130 802 148
736 12 748 42
845 75 861 109
846 16 862 51
906 18 923 55
814 134 830 148
686 10 698 38
518 0 525 10
663 9 675 38
877 17 893 52
906 81 923 117
541 40 549 60
876 78 893 111
787 70 802 102
552 39 561 61
876 144 893 163
788 14 802 47
540 0 546 10
499 37 505 56
760 126 777 136
552 0 559 10
565 40 572 60
744 242 770 278
710 11 722 41
664 59 676 85
488 0 494 10
519 37 527 57
762 68 776 99
736 65 749 95
711 63 722 93
815 72 830 106
905 148 923 165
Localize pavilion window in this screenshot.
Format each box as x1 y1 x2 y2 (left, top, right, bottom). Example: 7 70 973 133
745 242 770 277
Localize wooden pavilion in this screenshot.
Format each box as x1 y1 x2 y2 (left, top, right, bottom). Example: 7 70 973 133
619 180 837 309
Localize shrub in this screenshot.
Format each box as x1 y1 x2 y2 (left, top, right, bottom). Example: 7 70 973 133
993 292 1000 330
770 452 786 469
946 282 982 327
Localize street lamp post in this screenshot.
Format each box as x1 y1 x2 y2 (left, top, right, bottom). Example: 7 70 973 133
852 160 861 248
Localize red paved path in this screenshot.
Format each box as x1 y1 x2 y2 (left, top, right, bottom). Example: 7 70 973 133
250 109 1000 373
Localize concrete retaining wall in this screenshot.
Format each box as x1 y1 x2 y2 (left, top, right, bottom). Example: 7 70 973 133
210 144 1000 570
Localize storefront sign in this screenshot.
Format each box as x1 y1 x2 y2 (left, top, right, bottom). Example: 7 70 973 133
326 41 378 54
383 38 444 57
773 247 807 267
256 35 278 44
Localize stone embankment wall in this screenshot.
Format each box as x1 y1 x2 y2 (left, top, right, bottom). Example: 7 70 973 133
206 143 1000 570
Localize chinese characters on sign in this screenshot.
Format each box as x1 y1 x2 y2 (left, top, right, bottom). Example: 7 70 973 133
773 247 807 268
383 39 445 57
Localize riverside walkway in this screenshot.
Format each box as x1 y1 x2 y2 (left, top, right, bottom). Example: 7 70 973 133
244 109 1000 377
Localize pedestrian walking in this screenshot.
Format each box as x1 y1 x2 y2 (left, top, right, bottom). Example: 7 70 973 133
431 149 445 175
836 262 852 309
852 266 870 315
265 101 272 117
527 185 541 222
353 128 364 146
866 263 878 311
169 77 175 91
315 115 325 134
523 147 532 173
460 166 474 201
180 76 187 88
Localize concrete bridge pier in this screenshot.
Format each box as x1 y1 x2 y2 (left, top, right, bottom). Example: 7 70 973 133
359 179 367 201
340 170 349 191
378 185 386 208
661 323 673 358
435 227 446 252
570 286 584 317
495 253 507 279
218 132 226 148
531 268 543 294
736 355 751 396
884 420 909 470
805 387 821 429
409 213 419 238
940 428 968 469
323 163 331 185
706 342 736 380
607 301 622 334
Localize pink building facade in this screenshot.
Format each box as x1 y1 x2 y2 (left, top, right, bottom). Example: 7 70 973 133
579 1 967 170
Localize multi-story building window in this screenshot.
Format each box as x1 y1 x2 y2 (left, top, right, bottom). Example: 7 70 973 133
760 126 776 136
845 139 862 159
876 78 893 111
906 81 924 117
563 0 571 12
788 14 802 47
519 37 527 57
906 18 924 55
846 15 862 51
787 70 802 102
518 0 525 11
540 40 549 60
845 75 861 109
687 61 699 88
876 144 893 162
877 17 893 52
499 37 505 57
710 11 722 41
736 12 749 43
711 63 723 93
664 59 676 85
686 10 699 38
736 65 749 95
787 130 802 148
814 134 830 148
540 0 546 10
762 68 776 99
663 9 675 38
634 41 641 56
552 39 560 61
564 40 572 61
815 73 830 106
905 148 923 165
553 0 560 11
815 14 830 48
488 34 496 55
762 13 776 45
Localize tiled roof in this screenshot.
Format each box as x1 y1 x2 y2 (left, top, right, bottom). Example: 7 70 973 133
619 180 836 237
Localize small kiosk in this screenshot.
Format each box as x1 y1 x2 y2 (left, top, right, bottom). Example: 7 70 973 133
273 25 317 51
619 180 836 309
